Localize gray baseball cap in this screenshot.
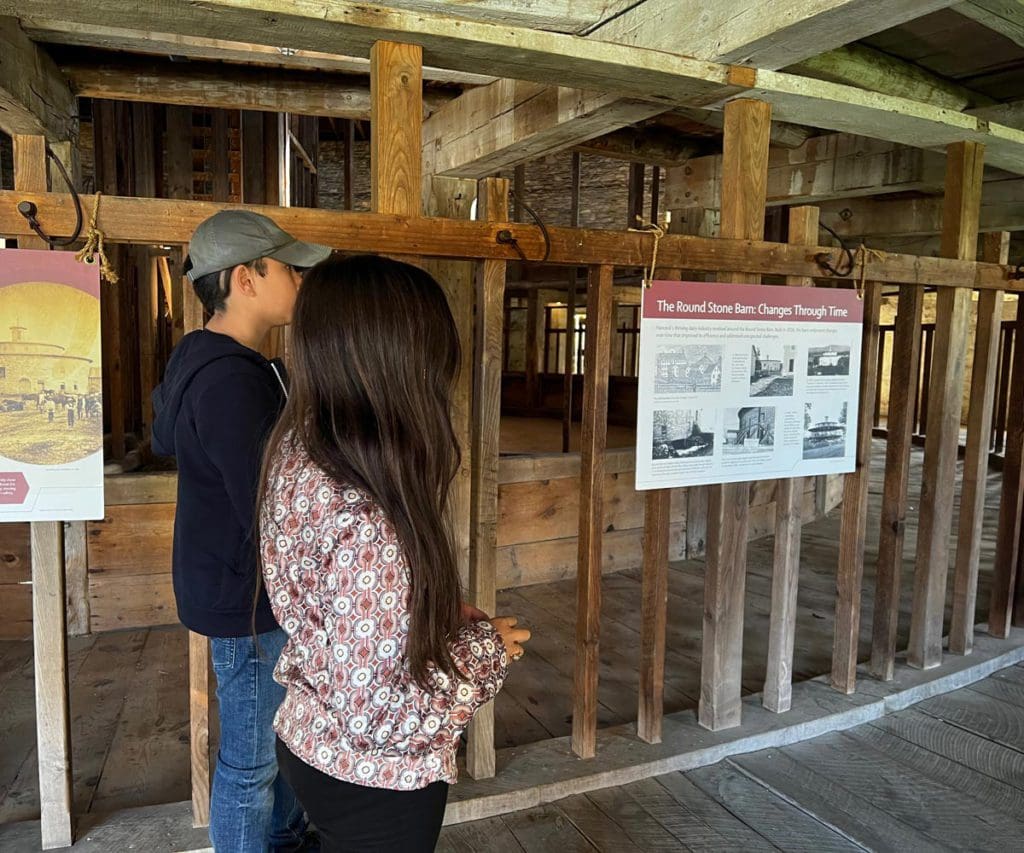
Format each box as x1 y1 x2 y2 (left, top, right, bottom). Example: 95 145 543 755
186 209 332 281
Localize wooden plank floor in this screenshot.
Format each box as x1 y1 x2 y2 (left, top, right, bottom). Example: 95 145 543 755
437 664 1024 853
0 440 1006 825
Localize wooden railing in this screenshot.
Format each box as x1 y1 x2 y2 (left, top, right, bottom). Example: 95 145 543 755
875 317 1018 455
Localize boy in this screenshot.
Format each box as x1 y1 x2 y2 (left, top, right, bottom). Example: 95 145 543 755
153 210 330 852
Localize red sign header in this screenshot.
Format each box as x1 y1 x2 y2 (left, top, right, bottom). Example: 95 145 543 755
643 280 864 323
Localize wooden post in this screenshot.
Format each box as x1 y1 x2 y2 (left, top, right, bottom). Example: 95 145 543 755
467 178 509 777
869 282 925 680
831 280 883 693
990 294 1024 638
636 205 704 742
63 520 90 637
370 41 422 217
525 289 540 408
638 488 669 743
572 263 614 759
15 133 74 850
562 151 582 453
763 205 817 714
908 141 985 670
950 232 1010 654
699 99 771 731
422 176 476 594
212 109 231 203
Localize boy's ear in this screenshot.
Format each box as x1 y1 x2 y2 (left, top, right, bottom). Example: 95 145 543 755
232 264 256 299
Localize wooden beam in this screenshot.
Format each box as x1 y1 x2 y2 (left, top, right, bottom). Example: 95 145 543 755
562 151 582 454
787 43 994 112
950 231 1010 655
957 0 1024 49
10 1 1024 171
0 17 77 141
990 294 1024 637
831 279 883 693
0 190 1016 290
593 0 961 67
63 520 89 636
15 133 74 850
22 19 494 85
574 127 702 167
908 141 986 670
371 41 422 217
816 179 1024 238
188 631 211 827
868 282 925 681
467 177 508 778
970 99 1024 130
670 107 813 149
763 205 817 714
62 56 448 118
667 133 949 210
699 99 771 732
571 263 614 758
422 81 666 179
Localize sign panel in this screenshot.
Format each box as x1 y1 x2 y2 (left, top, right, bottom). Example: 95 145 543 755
0 249 104 521
635 280 864 490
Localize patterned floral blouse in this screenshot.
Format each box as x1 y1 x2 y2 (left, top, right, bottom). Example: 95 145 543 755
260 438 508 790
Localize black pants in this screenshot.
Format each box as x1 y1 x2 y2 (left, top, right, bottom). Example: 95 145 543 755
276 738 449 853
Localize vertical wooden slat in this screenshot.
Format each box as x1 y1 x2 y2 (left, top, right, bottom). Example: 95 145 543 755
763 205 818 714
189 630 211 828
138 254 159 437
917 328 933 436
15 133 74 850
869 283 925 681
370 41 422 217
832 280 883 693
466 177 508 779
63 521 89 637
212 113 231 205
908 141 985 670
638 488 670 743
994 329 1013 454
164 105 193 201
572 263 614 759
990 295 1024 638
950 232 1010 654
241 110 266 204
562 152 582 454
873 330 886 427
699 99 771 731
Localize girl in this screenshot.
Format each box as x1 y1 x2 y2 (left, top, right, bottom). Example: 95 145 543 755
258 255 530 852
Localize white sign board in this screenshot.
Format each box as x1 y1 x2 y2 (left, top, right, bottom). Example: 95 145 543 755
635 280 864 490
0 249 104 521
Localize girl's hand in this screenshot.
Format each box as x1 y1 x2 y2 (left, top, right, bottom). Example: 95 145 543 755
489 616 531 662
461 602 490 624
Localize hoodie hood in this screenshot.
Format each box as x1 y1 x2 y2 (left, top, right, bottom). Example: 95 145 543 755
151 330 284 456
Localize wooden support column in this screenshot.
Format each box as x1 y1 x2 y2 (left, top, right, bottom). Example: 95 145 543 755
422 176 476 593
951 232 1010 654
699 99 771 732
869 282 925 680
572 263 614 759
525 289 540 408
763 205 818 714
831 280 883 693
163 106 191 346
15 133 74 850
637 207 691 743
370 41 422 217
467 178 509 777
562 151 582 453
990 294 1024 638
908 141 985 670
638 487 669 743
212 109 231 204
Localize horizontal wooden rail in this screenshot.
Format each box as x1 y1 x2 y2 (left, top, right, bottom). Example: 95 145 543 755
0 191 1015 290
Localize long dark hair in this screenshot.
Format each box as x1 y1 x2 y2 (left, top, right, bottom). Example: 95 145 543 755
258 255 463 687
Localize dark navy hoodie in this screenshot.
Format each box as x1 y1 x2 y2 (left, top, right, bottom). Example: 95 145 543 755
152 330 287 637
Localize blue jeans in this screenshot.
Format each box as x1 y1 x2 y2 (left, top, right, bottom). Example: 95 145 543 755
210 628 308 852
